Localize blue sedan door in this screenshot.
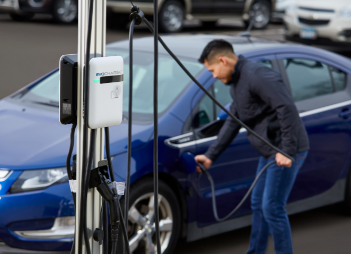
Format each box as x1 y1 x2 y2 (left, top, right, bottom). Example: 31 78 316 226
194 55 279 227
275 53 351 205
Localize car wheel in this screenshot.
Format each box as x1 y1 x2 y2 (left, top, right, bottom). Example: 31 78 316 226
343 167 351 215
159 0 185 33
10 12 35 22
52 0 78 24
118 179 181 254
245 0 271 30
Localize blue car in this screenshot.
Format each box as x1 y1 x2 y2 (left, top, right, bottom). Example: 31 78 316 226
1 35 351 253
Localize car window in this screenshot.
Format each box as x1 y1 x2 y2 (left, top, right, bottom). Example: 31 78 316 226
15 50 203 117
260 60 273 69
330 66 347 92
214 80 232 116
116 51 203 114
193 89 215 129
30 71 60 102
282 58 345 102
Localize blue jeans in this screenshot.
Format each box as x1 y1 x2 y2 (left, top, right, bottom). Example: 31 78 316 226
247 151 308 254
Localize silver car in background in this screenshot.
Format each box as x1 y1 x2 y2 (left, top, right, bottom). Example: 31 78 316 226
284 0 351 46
106 0 276 33
0 0 78 23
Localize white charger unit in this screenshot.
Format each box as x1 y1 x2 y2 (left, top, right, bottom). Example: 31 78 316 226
88 56 123 129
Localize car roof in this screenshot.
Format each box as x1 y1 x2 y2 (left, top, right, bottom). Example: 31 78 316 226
107 34 286 60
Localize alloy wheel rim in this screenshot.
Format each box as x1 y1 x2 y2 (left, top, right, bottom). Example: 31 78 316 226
128 193 173 254
250 2 269 29
161 4 184 32
57 0 77 23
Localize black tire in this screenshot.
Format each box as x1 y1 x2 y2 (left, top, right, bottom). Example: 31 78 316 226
10 12 35 22
118 178 181 254
106 13 130 30
343 168 351 215
159 0 185 33
52 0 78 24
244 0 271 30
202 21 217 28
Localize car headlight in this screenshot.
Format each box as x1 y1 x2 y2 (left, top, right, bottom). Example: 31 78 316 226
10 168 68 193
0 169 12 181
339 6 351 18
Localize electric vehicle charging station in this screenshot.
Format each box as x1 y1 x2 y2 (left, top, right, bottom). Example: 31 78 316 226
70 0 107 252
88 56 124 129
58 0 297 252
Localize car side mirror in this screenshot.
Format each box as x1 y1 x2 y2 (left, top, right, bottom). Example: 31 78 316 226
217 102 232 120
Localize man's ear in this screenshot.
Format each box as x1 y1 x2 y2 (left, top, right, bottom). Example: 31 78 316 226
218 56 227 66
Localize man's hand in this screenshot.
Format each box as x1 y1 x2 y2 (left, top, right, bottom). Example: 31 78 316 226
195 155 212 173
275 153 292 168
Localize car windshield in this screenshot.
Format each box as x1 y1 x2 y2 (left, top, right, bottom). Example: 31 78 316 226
15 50 203 119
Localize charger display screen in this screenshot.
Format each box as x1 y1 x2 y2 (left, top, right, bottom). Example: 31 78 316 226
100 75 123 84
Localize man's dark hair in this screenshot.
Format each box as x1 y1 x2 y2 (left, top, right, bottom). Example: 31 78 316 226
198 39 235 64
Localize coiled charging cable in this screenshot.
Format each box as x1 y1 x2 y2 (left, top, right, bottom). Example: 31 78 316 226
197 160 275 222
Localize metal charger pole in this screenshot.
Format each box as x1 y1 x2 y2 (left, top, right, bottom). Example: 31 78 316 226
76 0 106 252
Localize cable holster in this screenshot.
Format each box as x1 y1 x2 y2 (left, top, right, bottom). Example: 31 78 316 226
129 5 144 25
90 164 120 223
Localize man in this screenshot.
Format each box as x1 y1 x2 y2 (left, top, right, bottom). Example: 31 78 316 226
195 39 309 254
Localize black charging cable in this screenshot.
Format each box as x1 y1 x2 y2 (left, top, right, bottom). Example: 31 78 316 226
152 1 162 253
66 123 76 181
125 16 136 238
65 122 76 254
197 161 275 221
102 201 109 254
105 127 131 254
128 7 163 254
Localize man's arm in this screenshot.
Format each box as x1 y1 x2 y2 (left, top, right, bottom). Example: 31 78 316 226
251 67 299 160
195 102 241 171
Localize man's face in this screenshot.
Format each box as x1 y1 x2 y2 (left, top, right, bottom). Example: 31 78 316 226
204 56 234 84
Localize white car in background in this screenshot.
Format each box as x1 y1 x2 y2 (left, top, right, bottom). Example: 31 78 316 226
272 0 295 21
284 0 351 46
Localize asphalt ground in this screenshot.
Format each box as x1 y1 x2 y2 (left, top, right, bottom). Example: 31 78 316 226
1 13 351 254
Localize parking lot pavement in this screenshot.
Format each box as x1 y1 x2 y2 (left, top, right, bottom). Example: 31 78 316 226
1 14 351 254
0 13 148 100
0 243 69 254
1 204 351 254
175 204 351 254
0 13 310 101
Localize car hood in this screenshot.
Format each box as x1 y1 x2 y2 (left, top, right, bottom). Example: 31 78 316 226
0 100 152 170
297 0 350 11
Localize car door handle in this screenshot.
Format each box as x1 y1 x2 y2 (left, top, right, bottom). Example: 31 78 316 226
339 109 351 119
